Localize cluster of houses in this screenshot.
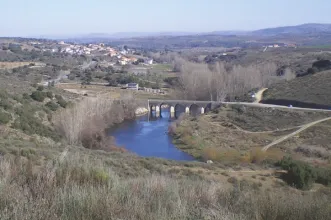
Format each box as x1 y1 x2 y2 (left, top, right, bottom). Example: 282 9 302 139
58 42 113 56
57 41 153 66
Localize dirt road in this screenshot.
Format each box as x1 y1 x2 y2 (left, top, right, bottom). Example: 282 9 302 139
262 117 331 151
254 88 268 103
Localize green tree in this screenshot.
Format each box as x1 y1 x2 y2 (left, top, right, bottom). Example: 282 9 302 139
82 72 92 85
31 91 46 102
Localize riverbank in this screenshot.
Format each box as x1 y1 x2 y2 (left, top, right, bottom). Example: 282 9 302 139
109 110 195 161
171 104 331 165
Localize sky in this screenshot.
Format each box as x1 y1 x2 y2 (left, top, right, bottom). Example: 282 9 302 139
1 0 331 37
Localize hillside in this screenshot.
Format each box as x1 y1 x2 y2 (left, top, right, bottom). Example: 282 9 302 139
253 23 331 36
262 70 331 108
172 104 331 163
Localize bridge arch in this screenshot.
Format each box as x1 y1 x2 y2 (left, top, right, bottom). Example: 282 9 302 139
159 103 174 118
189 104 200 116
205 103 212 113
175 104 186 118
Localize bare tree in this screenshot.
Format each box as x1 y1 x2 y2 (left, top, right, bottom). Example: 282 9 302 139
283 68 296 81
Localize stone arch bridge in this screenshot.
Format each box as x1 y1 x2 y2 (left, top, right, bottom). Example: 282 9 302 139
148 99 222 117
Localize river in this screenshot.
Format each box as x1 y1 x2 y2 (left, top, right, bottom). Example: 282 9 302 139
108 109 195 161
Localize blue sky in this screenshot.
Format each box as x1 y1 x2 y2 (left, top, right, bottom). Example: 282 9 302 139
1 0 331 37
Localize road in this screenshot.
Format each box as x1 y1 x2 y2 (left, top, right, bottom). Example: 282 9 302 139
254 88 268 103
223 102 331 112
148 99 331 112
262 117 331 151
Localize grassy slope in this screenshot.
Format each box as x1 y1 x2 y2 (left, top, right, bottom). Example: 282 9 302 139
1 150 330 220
173 105 331 164
262 70 331 107
1 80 330 219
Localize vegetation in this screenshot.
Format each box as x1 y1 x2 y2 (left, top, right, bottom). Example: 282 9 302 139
0 153 330 220
263 69 331 107
45 101 59 111
2 37 331 219
278 157 331 189
30 90 46 102
0 111 12 124
54 96 137 150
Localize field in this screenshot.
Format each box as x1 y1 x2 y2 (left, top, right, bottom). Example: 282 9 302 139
0 61 45 69
56 83 174 100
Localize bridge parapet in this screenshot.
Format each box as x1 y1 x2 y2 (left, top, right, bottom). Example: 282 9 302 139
148 99 222 117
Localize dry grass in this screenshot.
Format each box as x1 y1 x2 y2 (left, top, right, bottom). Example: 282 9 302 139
0 62 43 69
173 105 331 164
202 147 284 164
263 70 331 107
0 152 330 220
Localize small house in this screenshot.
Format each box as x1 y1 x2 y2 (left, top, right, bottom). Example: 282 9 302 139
126 83 139 90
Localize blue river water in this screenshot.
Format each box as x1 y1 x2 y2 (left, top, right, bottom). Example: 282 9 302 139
108 109 195 161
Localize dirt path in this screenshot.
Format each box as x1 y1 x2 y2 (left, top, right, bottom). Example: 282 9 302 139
206 118 301 134
254 88 268 103
262 117 331 151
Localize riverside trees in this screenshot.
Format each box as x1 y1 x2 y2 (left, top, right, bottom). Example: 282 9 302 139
175 59 279 101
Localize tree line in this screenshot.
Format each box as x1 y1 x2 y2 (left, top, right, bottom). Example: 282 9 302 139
174 59 295 101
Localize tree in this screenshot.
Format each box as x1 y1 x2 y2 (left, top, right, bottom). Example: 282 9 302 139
82 72 92 85
31 91 46 102
283 68 296 81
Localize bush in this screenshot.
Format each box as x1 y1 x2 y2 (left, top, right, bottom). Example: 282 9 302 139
0 111 12 124
315 167 331 186
57 99 67 108
277 157 317 190
45 101 58 111
31 91 46 102
0 99 12 110
46 91 53 99
22 93 31 100
55 94 63 100
37 85 44 91
12 104 60 140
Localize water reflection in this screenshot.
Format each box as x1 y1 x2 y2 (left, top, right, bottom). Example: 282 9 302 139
109 109 195 161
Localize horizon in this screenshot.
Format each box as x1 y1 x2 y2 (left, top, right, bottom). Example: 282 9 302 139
2 0 331 38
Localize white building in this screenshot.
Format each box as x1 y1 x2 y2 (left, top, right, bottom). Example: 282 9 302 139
145 59 153 65
126 83 139 90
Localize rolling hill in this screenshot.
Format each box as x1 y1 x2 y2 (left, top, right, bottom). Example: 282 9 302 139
253 23 331 36
262 70 331 108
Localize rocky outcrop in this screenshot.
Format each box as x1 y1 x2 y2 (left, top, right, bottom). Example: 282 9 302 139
135 107 149 116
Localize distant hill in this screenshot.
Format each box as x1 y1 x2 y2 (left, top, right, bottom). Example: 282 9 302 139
262 70 331 109
253 23 331 36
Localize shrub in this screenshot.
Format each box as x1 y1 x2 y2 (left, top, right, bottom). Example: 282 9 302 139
46 91 53 99
31 91 46 102
0 111 12 124
248 148 283 164
12 104 60 140
0 90 9 99
0 99 12 110
22 93 31 100
37 85 44 91
57 99 67 108
277 157 317 190
45 101 58 111
315 167 331 186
